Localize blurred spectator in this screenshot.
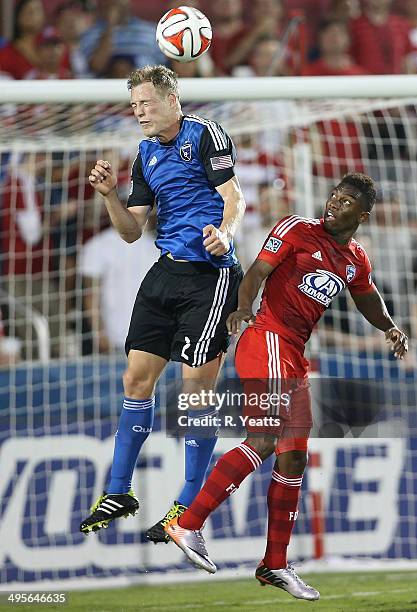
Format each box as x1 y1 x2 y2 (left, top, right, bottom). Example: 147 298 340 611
54 0 91 78
30 28 73 79
209 0 299 75
79 0 166 77
404 0 417 74
170 51 215 78
233 36 287 77
0 153 60 358
0 0 45 79
304 20 365 76
364 188 415 331
208 0 249 75
0 306 22 366
237 180 290 270
103 54 135 78
79 216 159 353
327 0 361 22
350 0 411 74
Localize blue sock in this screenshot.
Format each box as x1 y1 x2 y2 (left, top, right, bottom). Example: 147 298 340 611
177 407 218 507
107 397 155 494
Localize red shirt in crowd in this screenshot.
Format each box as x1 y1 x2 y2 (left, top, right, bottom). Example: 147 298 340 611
0 43 36 79
350 14 411 75
1 173 50 275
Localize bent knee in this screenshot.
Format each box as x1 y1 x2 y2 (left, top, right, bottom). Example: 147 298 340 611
276 450 308 476
123 368 155 398
245 436 276 461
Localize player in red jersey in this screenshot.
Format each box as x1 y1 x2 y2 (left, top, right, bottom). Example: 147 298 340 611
164 173 408 601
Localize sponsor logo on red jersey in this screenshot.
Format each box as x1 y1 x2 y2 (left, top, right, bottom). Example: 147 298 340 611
298 269 345 307
264 237 283 253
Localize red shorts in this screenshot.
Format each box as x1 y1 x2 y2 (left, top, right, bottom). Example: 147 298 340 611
235 327 312 453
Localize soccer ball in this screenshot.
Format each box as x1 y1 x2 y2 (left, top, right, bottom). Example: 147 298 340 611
156 6 212 63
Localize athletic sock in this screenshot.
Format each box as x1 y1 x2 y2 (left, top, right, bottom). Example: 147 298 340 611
263 470 303 569
107 397 155 494
178 442 262 530
177 406 218 507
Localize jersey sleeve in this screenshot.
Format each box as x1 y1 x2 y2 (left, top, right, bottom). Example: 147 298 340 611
257 215 305 266
199 122 236 187
127 149 155 208
256 224 294 267
348 247 374 295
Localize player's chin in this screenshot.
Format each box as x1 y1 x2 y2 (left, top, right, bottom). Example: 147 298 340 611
323 218 338 233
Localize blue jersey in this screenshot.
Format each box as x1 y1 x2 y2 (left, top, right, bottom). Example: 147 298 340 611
127 114 238 268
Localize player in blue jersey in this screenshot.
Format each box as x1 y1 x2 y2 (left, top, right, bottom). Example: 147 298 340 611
79 65 245 539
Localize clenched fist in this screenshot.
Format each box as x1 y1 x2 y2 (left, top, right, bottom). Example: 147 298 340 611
202 224 230 256
89 160 117 196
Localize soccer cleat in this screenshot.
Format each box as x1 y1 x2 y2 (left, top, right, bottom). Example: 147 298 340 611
80 490 139 534
255 562 320 601
146 500 188 544
164 516 217 574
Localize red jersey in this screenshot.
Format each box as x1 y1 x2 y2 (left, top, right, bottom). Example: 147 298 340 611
350 14 411 75
255 215 373 349
0 43 36 79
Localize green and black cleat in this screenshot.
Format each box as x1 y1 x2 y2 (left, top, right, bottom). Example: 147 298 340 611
80 490 139 534
146 501 188 544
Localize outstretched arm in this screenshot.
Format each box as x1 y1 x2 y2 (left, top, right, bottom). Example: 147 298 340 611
227 259 274 334
352 286 408 359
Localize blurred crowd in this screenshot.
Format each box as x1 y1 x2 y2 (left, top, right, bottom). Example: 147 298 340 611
1 0 417 367
1 0 417 81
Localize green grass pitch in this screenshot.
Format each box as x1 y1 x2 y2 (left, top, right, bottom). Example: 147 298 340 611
2 570 417 611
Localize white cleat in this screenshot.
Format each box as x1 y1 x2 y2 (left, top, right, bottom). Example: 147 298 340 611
255 563 320 601
164 517 217 574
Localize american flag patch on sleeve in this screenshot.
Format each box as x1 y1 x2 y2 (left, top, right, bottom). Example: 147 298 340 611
210 155 233 170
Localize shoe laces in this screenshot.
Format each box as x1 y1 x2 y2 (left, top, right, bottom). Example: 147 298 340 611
287 564 310 588
193 529 207 551
161 502 184 526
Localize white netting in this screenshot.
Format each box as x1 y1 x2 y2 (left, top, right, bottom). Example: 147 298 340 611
1 81 416 587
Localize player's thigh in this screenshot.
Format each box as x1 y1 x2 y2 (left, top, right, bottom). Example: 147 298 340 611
236 328 311 437
172 263 242 367
125 260 176 361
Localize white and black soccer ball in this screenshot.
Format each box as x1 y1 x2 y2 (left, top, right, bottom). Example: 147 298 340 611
156 6 212 63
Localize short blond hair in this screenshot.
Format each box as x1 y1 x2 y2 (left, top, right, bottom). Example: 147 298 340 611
127 65 179 98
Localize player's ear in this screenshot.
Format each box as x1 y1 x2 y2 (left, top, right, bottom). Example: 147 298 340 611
358 211 370 224
167 93 178 108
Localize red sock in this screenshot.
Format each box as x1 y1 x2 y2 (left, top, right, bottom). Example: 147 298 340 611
263 470 303 569
178 442 262 530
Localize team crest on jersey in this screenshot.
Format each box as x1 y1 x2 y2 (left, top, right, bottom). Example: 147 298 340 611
264 237 282 253
346 264 356 283
180 141 192 161
298 269 345 307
